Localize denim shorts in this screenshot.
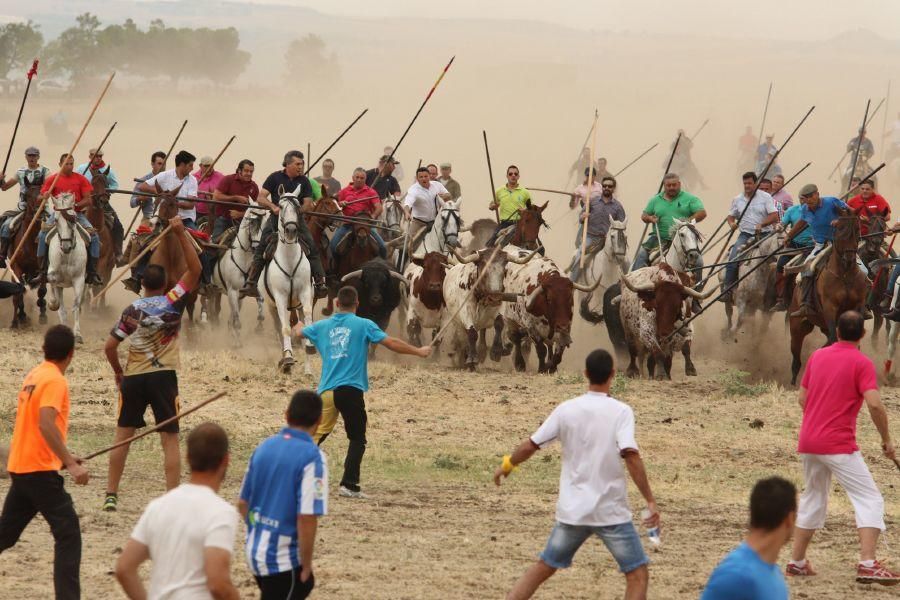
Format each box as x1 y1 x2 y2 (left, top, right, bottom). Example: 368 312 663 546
539 520 649 573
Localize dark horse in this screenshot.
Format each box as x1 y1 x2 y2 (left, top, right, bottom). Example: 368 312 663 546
859 214 890 346
9 184 48 327
497 201 549 250
789 216 870 384
142 196 199 324
85 168 115 308
323 211 380 315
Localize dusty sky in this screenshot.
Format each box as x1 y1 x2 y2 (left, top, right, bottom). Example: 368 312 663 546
236 0 900 40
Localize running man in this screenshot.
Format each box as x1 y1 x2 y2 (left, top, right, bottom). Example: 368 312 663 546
785 311 900 585
102 215 202 511
239 390 327 600
115 423 239 599
0 325 88 600
494 349 659 600
701 477 796 599
293 285 431 498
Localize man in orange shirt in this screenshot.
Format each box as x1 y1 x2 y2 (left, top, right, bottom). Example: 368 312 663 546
0 325 89 600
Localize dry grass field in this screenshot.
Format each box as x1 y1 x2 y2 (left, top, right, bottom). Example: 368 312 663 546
0 299 899 599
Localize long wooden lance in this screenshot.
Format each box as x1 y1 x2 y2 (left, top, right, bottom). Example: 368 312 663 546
91 223 173 303
756 83 773 148
631 132 681 265
882 81 892 163
4 71 115 282
197 135 235 185
705 106 815 275
483 130 500 223
1 59 38 180
124 120 188 237
782 162 812 188
372 56 455 190
691 118 711 141
613 142 659 177
82 121 117 168
845 99 871 195
565 119 597 189
305 108 368 175
580 110 600 270
827 97 884 179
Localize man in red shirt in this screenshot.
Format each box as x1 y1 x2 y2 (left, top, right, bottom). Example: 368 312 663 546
211 159 259 240
331 167 386 258
848 179 891 236
785 311 899 585
32 154 102 286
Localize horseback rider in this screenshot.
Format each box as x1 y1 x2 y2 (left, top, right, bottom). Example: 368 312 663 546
569 174 625 283
770 174 795 218
847 179 891 236
847 127 875 162
239 150 327 299
131 151 167 222
771 196 816 312
31 153 103 286
76 147 125 264
192 155 225 228
122 150 200 293
333 167 387 259
783 184 870 319
721 172 779 299
365 154 402 201
487 165 531 247
632 173 707 270
403 167 452 252
0 146 50 267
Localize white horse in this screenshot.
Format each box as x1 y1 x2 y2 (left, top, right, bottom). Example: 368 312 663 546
575 216 629 322
657 218 704 275
720 231 779 337
395 199 464 268
46 193 88 343
210 202 269 342
260 193 315 374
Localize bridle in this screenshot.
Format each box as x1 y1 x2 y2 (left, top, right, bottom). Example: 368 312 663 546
53 198 78 255
429 204 462 252
669 221 703 270
278 196 302 244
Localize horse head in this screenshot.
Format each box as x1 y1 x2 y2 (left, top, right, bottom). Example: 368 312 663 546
278 193 303 244
513 201 548 249
607 215 629 272
861 212 887 262
669 218 702 271
241 200 269 250
351 212 373 248
435 199 463 249
52 193 78 254
90 168 111 206
380 197 404 240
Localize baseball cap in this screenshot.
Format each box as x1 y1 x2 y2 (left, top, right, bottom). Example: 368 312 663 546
440 162 451 169
88 147 103 156
24 146 39 156
798 184 818 198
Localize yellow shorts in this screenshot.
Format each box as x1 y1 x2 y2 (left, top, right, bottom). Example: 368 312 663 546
313 389 339 444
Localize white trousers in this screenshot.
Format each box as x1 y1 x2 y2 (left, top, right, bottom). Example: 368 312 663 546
796 452 885 530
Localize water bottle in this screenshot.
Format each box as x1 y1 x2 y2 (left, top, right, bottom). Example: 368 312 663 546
641 508 661 550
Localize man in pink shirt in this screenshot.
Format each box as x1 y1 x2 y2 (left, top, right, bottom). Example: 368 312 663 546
786 310 899 585
192 156 224 225
332 167 386 258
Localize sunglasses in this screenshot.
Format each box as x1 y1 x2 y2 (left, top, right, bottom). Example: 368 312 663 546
601 184 615 189
508 172 519 177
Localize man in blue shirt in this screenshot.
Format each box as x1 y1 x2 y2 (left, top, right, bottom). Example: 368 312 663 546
771 199 815 312
294 285 431 498
782 184 854 318
701 476 795 600
239 390 327 600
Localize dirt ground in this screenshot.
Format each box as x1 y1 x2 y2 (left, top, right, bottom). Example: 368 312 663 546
0 293 899 599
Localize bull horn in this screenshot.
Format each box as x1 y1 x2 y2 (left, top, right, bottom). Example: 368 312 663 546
458 225 471 233
389 271 409 287
507 246 543 264
682 283 717 300
453 247 480 264
572 273 603 293
385 237 405 249
340 270 364 283
525 285 543 310
620 276 654 294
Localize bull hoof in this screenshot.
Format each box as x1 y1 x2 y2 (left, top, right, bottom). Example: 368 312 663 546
514 360 526 373
626 367 639 379
489 347 502 362
38 314 47 325
466 363 476 372
549 365 558 374
685 363 697 377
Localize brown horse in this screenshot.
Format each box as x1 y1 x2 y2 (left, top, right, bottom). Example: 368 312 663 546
504 201 549 249
324 211 380 315
145 196 199 323
84 169 115 307
789 216 870 384
9 183 48 326
306 195 341 268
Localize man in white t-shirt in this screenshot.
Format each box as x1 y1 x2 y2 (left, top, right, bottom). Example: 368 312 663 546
722 171 778 297
402 166 451 252
115 422 239 600
138 150 200 228
494 349 660 600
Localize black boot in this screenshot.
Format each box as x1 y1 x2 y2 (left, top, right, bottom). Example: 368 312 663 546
789 278 814 318
239 256 265 298
0 237 10 268
28 256 48 289
770 272 788 312
85 255 102 285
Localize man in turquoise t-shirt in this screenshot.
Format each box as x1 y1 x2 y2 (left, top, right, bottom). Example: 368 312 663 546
632 173 706 270
701 476 795 600
294 286 430 498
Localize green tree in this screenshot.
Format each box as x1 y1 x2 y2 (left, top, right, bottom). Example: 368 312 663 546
0 21 44 80
43 13 107 84
285 34 341 90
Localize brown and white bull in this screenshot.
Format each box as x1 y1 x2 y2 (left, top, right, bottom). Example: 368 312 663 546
442 247 537 371
403 251 449 349
501 247 602 373
618 263 715 379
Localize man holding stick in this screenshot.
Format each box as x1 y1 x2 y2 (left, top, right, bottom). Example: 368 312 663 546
487 165 533 247
632 173 706 270
76 147 125 261
403 167 451 253
0 146 50 268
333 167 386 258
131 151 166 221
721 172 778 299
0 325 88 600
569 173 625 283
102 215 201 512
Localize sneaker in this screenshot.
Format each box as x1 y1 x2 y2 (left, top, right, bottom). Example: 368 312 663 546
338 485 369 499
102 494 118 512
785 560 816 577
857 560 900 585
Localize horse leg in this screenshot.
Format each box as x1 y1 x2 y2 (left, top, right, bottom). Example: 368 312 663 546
431 327 442 359
72 279 84 344
647 354 657 379
721 300 734 340
476 328 488 364
535 339 548 374
790 320 814 385
274 294 294 373
872 314 883 350
682 342 697 376
35 283 46 324
465 326 479 371
886 321 899 379
227 289 242 345
255 297 265 333
298 302 314 377
663 354 674 380
56 287 67 326
11 291 24 328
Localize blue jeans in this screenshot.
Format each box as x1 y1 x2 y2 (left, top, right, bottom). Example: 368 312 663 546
330 223 386 258
37 213 99 258
889 265 900 297
0 219 12 241
570 234 603 282
540 520 649 573
632 245 652 271
723 231 754 291
212 215 234 241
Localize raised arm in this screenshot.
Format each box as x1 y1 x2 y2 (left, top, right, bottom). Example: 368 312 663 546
171 216 202 290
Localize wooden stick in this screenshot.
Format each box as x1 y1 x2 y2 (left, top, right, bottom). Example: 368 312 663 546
197 135 236 185
846 99 871 195
3 71 115 281
431 245 505 345
612 142 659 178
756 83 773 148
483 130 500 223
529 187 575 197
306 108 368 174
882 81 892 163
1 59 38 179
580 110 600 270
91 224 173 303
125 120 188 238
83 392 226 460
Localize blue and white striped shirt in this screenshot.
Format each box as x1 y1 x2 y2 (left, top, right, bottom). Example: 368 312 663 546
239 427 328 576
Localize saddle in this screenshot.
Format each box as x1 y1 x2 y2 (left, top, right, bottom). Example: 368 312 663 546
1 210 24 234
44 221 92 247
263 234 312 262
214 226 238 249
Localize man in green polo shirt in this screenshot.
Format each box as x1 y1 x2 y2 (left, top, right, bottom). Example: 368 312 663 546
632 173 707 270
487 164 532 246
